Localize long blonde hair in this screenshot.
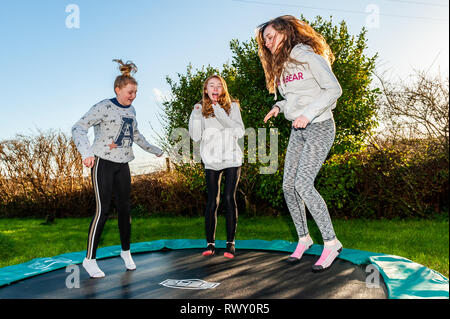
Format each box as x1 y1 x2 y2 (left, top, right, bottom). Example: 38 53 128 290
256 15 335 94
199 75 239 118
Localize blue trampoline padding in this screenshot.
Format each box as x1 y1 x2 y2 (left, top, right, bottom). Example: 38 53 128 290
0 239 448 299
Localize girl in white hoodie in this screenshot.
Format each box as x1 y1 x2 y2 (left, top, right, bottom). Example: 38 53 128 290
257 15 343 272
189 75 245 258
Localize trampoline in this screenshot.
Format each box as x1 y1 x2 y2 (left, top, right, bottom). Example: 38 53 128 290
0 239 448 299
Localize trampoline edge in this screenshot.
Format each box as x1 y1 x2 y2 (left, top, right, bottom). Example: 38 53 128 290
0 238 448 299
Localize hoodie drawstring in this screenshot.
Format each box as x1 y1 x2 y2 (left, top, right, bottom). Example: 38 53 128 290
273 77 278 100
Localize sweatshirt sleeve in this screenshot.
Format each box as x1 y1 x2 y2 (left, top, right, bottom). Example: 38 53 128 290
133 119 163 156
212 103 245 138
188 104 204 142
300 51 342 122
71 101 105 160
274 100 287 113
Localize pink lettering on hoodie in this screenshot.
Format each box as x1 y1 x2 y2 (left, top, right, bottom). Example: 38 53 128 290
282 72 304 84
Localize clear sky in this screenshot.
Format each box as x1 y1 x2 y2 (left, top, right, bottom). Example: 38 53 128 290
0 0 448 174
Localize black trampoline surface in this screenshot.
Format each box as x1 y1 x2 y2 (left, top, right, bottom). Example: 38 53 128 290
0 249 387 299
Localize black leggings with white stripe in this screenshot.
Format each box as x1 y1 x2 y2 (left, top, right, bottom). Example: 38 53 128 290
204 166 241 244
87 157 131 259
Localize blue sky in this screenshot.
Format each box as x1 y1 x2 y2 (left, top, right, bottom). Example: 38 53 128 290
0 0 448 173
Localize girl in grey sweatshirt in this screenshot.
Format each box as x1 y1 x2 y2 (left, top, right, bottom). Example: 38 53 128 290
72 60 163 278
257 15 343 272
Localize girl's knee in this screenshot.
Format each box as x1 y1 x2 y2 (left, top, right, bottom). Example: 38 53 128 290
223 194 236 209
294 181 314 198
282 180 295 194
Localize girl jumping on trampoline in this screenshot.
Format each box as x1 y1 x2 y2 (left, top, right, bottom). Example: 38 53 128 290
72 59 163 278
256 15 343 271
188 75 245 259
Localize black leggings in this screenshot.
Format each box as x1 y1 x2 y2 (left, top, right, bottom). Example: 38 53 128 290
204 166 241 244
87 157 131 259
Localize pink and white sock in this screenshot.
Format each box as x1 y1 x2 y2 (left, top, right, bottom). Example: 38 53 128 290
287 237 313 261
312 240 343 272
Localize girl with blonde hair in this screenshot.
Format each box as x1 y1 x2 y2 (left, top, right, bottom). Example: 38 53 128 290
72 59 163 278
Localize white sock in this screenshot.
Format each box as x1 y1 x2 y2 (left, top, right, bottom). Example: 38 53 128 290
82 258 105 278
324 238 338 247
120 250 136 270
299 235 313 244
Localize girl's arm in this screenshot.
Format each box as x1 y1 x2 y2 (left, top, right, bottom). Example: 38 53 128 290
274 99 286 113
212 103 245 138
188 104 204 142
133 119 163 156
71 102 105 160
300 51 342 122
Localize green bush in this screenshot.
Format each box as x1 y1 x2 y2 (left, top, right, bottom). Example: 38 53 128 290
316 153 362 214
1 137 447 219
315 138 449 219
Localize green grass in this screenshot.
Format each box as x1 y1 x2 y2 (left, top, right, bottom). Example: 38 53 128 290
0 216 448 278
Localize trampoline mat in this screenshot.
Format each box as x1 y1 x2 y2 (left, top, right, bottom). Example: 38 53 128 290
0 249 387 299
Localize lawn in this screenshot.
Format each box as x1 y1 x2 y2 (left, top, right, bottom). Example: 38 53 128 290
0 215 448 278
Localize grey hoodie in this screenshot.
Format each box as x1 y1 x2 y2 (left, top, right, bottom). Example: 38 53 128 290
274 43 342 123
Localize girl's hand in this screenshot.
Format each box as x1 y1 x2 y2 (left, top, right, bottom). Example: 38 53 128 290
292 115 310 129
264 106 280 123
83 157 95 168
193 104 202 118
108 142 118 150
212 104 227 118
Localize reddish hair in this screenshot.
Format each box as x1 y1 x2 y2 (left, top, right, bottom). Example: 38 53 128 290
199 75 239 118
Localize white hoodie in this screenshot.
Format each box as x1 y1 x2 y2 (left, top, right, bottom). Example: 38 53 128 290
274 43 342 123
188 102 244 171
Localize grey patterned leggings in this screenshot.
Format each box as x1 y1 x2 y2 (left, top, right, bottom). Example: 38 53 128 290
283 118 336 241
